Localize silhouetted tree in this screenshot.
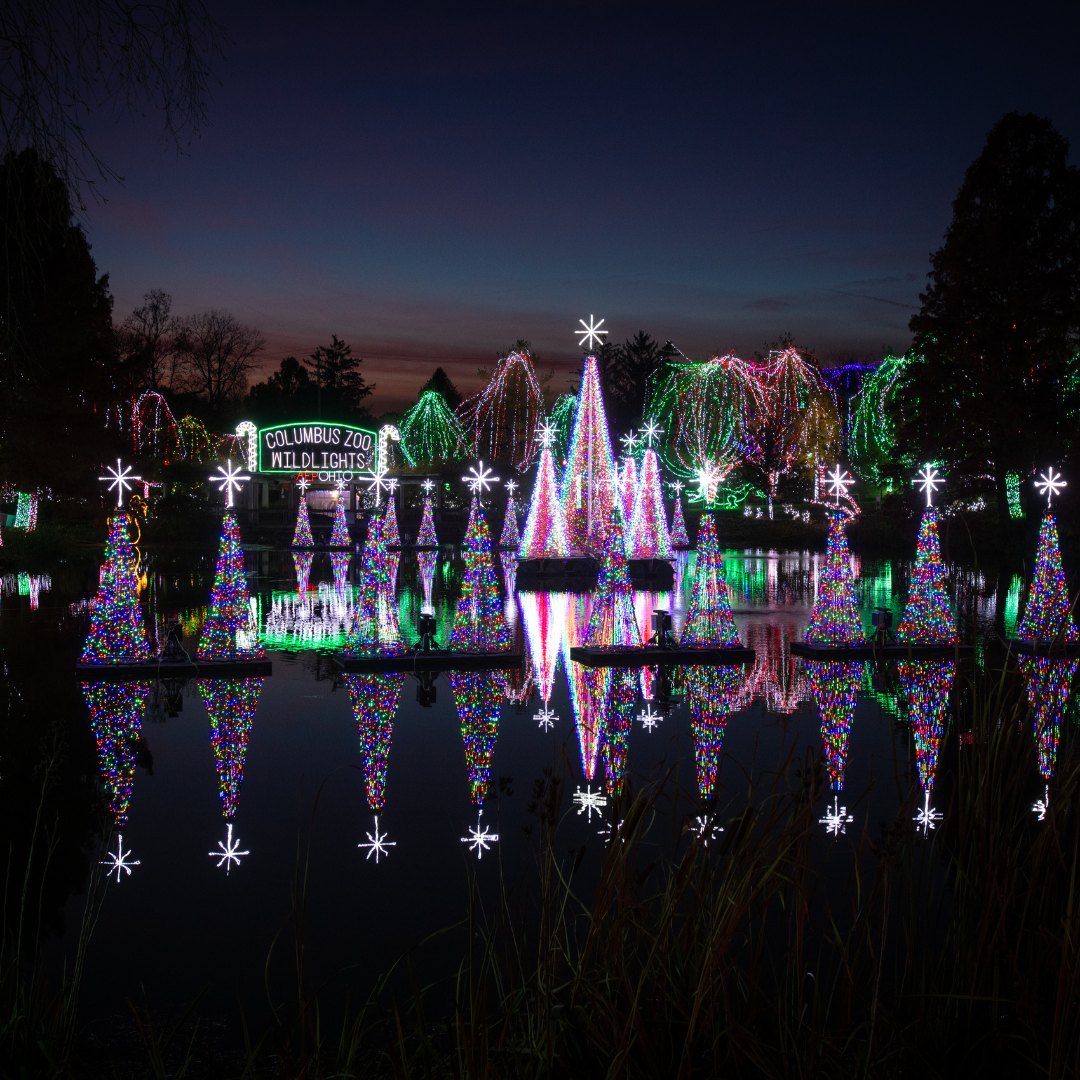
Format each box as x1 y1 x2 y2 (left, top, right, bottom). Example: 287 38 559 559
894 112 1080 526
302 335 372 419
597 330 664 435
116 289 185 391
245 356 316 422
180 309 265 413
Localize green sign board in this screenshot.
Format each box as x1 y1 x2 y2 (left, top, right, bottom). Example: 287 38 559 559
257 422 377 477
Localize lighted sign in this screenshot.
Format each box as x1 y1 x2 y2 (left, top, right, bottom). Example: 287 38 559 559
257 422 377 474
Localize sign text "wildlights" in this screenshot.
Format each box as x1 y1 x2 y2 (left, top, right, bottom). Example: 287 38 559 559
257 423 376 474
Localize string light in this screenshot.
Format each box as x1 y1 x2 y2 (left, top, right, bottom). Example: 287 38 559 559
897 510 957 643
329 492 352 547
1018 513 1079 641
804 514 864 645
604 670 636 797
197 511 264 661
897 659 953 833
82 682 150 823
806 660 864 793
452 670 503 804
400 390 466 464
347 673 404 810
200 678 263 818
682 513 740 645
344 516 404 656
519 437 569 559
417 492 439 547
685 667 743 799
626 448 673 559
499 497 520 549
292 479 314 547
459 351 545 471
211 460 250 508
81 515 150 663
670 496 690 547
617 456 638 523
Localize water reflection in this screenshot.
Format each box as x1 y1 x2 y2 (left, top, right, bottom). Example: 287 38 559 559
82 681 149 823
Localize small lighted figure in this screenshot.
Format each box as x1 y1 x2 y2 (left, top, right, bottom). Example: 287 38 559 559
536 421 557 448
1033 785 1050 821
211 460 251 508
598 817 627 844
99 458 142 508
358 815 396 863
576 314 608 350
638 702 662 732
825 465 854 506
533 705 558 731
208 822 249 874
913 791 943 835
639 419 664 447
296 474 311 494
461 810 499 858
421 478 436 494
819 795 855 836
619 429 642 454
686 814 723 847
914 464 944 507
100 834 140 882
1035 468 1067 507
573 785 608 820
463 461 500 494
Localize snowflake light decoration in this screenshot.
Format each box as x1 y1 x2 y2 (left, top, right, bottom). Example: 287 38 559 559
914 464 943 507
619 430 642 454
99 459 142 508
208 822 249 874
211 460 251 508
598 818 627 844
1035 468 1067 507
668 479 685 497
463 461 500 495
461 810 499 858
685 815 723 846
573 785 608 820
533 705 558 731
296 474 311 494
358 815 396 862
825 465 854 506
100 834 140 882
421 478 436 494
913 792 943 835
819 795 854 836
576 314 608 350
505 479 519 497
1033 785 1050 821
639 419 664 447
638 702 662 732
536 420 557 448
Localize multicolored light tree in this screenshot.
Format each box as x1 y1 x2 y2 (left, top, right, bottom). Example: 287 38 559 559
417 492 439 547
562 594 603 780
81 515 149 663
1020 657 1078 795
898 659 954 829
499 499 520 550
685 666 743 799
897 510 957 643
292 550 314 597
400 390 466 464
670 496 690 548
329 496 351 547
805 514 864 645
451 538 510 652
627 449 673 559
618 456 638 524
1018 514 1079 642
560 357 619 555
519 430 569 558
462 495 494 553
293 496 314 548
382 499 400 548
198 510 263 661
681 513 739 646
200 678 264 818
347 673 405 810
807 661 863 792
583 517 640 648
604 669 637 798
458 350 545 471
451 670 503 804
331 551 351 591
82 681 149 823
344 516 404 655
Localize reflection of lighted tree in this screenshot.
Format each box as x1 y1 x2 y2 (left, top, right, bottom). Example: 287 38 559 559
520 591 568 703
897 659 954 818
292 550 314 596
562 593 603 780
684 666 743 800
418 551 437 610
330 551 351 591
736 622 808 714
604 669 637 797
82 681 149 824
451 670 503 804
347 673 404 810
806 661 863 792
200 678 264 818
1020 657 1078 787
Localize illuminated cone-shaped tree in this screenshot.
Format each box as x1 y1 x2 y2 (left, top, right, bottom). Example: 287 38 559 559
618 456 638 525
499 499 520 550
805 513 864 645
292 496 314 548
451 669 503 804
806 661 863 792
417 494 439 547
200 678 264 818
628 449 673 559
897 510 956 643
451 543 510 651
81 515 150 663
198 510 263 661
382 499 400 547
1020 657 1078 785
560 356 619 554
1018 514 1079 642
520 591 569 703
81 681 150 823
898 659 954 820
584 516 640 648
685 667 743 799
329 496 351 547
604 669 636 798
670 497 691 548
462 495 494 553
344 516 404 655
520 444 569 558
292 550 314 597
681 513 740 646
347 673 405 810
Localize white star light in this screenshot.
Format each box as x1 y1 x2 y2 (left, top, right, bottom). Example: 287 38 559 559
825 465 854 506
1035 468 1067 507
638 703 662 732
913 791 943 835
99 459 142 508
914 464 944 507
573 785 608 820
619 430 641 454
100 834 140 882
536 421 558 449
505 479 519 497
461 810 499 858
208 822 249 874
1033 784 1050 821
211 460 251 508
576 314 608 350
358 815 396 863
533 705 558 731
362 466 393 506
598 818 627 844
421 478 436 494
686 815 723 847
696 460 721 504
669 479 685 497
463 461 500 494
296 474 311 494
639 419 664 447
819 795 854 836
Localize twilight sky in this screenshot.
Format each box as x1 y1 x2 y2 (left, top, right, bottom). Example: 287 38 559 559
84 1 1080 412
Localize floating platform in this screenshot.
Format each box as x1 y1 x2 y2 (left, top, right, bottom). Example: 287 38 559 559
331 650 522 673
569 644 754 668
1005 638 1080 657
515 556 599 589
75 658 273 681
627 558 675 588
387 543 439 552
790 641 975 661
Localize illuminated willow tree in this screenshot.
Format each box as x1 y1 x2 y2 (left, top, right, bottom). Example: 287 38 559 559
400 390 466 465
458 350 545 471
849 354 911 482
649 353 765 481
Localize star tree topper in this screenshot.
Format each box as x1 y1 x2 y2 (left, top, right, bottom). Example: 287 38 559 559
639 419 664 447
537 420 557 448
463 461 499 494
212 460 251 508
421 478 436 494
296 474 311 494
914 464 944 507
99 458 142 508
576 314 608 350
1035 468 1067 507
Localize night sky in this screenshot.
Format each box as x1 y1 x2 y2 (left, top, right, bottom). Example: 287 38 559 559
84 1 1080 412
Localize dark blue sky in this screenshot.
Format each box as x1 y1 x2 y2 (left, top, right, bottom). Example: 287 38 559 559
85 1 1080 410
